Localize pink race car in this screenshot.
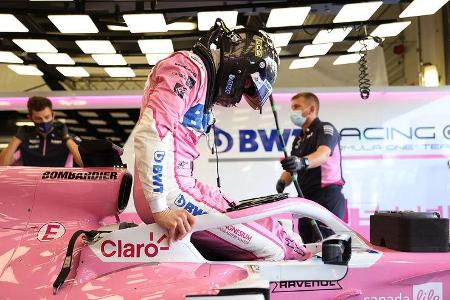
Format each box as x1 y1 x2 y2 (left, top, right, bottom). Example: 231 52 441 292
1 142 449 300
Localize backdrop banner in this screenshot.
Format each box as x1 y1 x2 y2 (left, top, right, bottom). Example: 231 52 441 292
122 87 450 238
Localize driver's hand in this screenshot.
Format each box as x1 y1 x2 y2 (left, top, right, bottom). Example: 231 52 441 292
153 209 196 246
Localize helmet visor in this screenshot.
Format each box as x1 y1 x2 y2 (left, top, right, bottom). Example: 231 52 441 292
243 71 273 110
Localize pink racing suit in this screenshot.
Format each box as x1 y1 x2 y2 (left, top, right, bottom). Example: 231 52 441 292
133 51 311 261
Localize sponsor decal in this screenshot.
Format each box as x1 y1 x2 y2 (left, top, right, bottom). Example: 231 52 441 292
285 237 306 255
174 62 197 78
173 82 187 100
323 124 334 136
29 144 39 149
272 280 342 293
153 151 165 193
100 231 169 258
171 71 187 80
218 225 252 244
254 36 263 58
29 139 40 144
174 195 208 216
41 171 118 180
186 76 196 89
50 139 63 144
363 293 410 300
413 282 442 300
189 54 205 71
225 74 235 95
176 161 190 169
37 222 65 241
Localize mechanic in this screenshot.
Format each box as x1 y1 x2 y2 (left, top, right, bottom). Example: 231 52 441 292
276 92 346 220
0 96 83 167
133 19 311 261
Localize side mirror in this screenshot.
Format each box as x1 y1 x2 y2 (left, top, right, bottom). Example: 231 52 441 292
322 234 351 265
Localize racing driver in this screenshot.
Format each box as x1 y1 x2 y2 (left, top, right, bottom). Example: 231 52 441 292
133 20 311 261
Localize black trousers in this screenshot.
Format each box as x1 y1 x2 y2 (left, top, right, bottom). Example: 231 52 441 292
299 185 346 242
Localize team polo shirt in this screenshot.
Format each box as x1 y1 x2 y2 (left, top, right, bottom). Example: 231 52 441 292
15 122 71 167
290 118 345 194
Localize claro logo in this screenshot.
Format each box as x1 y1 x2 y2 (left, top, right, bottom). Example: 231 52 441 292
101 231 169 258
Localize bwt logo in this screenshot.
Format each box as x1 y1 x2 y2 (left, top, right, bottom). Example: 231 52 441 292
101 231 169 258
152 151 165 193
213 127 300 153
225 74 235 95
174 195 208 216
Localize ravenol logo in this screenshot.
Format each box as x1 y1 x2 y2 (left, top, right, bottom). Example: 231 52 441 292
174 195 208 216
152 151 165 193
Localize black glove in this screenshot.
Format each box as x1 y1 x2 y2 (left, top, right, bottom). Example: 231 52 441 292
281 156 307 172
276 179 285 193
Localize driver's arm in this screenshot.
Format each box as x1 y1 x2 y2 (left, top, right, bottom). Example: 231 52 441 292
0 137 22 166
134 54 199 245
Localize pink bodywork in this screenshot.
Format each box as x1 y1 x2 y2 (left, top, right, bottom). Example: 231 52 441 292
0 166 449 299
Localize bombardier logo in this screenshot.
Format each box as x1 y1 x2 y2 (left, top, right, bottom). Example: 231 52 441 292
42 171 118 180
153 151 165 193
174 195 208 216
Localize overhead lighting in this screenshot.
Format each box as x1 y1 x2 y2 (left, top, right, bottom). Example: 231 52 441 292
13 39 58 53
289 58 319 69
92 54 127 66
0 14 29 32
110 112 130 118
16 121 35 126
347 38 383 52
370 21 411 37
48 15 99 33
400 0 449 18
8 65 43 76
299 43 333 57
123 14 167 33
333 53 361 65
107 24 129 31
58 118 78 124
37 53 75 65
421 63 439 87
333 1 383 23
266 7 311 27
104 67 136 77
56 66 89 77
0 51 23 63
275 47 282 55
197 11 238 31
67 127 87 133
30 0 73 1
78 111 98 117
312 28 352 44
167 21 197 31
76 40 116 54
97 128 114 133
145 53 171 65
268 32 293 47
87 119 107 125
118 120 135 126
138 39 173 54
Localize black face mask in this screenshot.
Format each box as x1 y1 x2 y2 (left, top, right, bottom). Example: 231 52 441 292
35 121 53 134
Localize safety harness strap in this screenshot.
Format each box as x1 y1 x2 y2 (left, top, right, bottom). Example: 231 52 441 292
52 230 110 295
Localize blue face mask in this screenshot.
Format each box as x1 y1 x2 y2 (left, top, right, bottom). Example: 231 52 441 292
35 121 53 134
290 110 306 127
